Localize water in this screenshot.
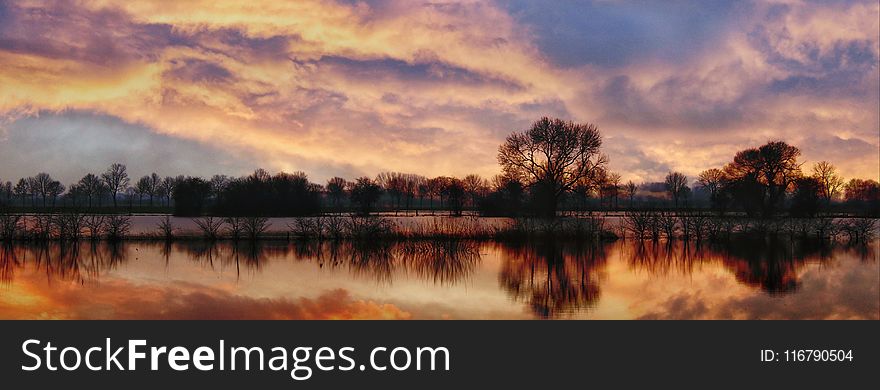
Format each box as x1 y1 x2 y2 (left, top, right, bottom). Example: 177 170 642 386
1 238 876 319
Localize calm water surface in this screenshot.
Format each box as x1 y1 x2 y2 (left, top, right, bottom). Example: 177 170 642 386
0 238 877 319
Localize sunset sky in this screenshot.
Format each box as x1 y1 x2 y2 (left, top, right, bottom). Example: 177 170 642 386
0 0 878 185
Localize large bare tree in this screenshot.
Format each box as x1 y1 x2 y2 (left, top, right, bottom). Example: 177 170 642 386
498 117 607 216
664 171 688 207
811 161 844 204
101 163 130 208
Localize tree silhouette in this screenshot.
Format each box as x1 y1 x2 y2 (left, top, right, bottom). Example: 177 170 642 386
148 173 161 205
209 174 230 204
811 161 844 205
349 177 383 215
159 176 180 206
498 117 607 217
664 171 688 207
172 177 211 216
462 174 489 209
723 141 801 217
326 177 347 210
135 175 153 206
623 180 637 208
12 179 26 207
442 178 466 216
101 163 130 208
77 173 103 208
47 180 64 207
790 177 822 217
697 168 725 211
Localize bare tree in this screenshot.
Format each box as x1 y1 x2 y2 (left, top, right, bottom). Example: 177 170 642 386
462 174 489 210
349 177 383 215
47 180 64 207
209 174 229 202
243 216 270 240
135 175 153 206
811 161 844 204
105 215 131 241
326 177 347 210
608 172 621 209
664 171 688 207
623 180 637 208
193 216 224 240
697 168 724 208
148 173 161 205
13 178 28 206
78 173 103 208
32 172 54 207
498 117 607 216
101 163 130 208
376 172 405 212
159 176 180 206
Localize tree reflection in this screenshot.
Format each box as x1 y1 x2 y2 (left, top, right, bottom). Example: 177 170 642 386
0 242 128 285
498 241 609 318
625 238 839 295
306 240 480 285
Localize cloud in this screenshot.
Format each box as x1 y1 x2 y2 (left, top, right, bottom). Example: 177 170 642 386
0 275 412 319
0 0 876 183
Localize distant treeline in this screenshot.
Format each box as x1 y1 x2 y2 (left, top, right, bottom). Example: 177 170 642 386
1 117 878 217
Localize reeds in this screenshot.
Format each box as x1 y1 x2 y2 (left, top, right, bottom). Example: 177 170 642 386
622 211 878 244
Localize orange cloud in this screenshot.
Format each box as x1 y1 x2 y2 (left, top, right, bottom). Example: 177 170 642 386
0 274 411 320
0 0 876 182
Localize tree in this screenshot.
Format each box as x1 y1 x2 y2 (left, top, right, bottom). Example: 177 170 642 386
101 163 130 208
30 172 59 207
65 183 82 207
462 174 489 209
697 168 725 210
13 179 28 206
498 117 607 217
78 173 103 208
842 178 880 215
47 180 64 207
135 175 154 206
664 171 688 207
376 172 407 212
209 174 230 203
148 173 161 205
349 177 383 215
416 180 430 215
172 177 211 216
480 175 525 216
811 161 844 205
790 177 822 217
426 177 445 213
442 178 466 216
159 176 180 206
723 141 802 217
608 172 621 209
400 174 422 213
326 177 347 210
844 179 880 202
623 180 637 208
0 181 12 205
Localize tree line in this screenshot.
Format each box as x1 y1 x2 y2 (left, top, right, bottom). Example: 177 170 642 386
1 117 877 217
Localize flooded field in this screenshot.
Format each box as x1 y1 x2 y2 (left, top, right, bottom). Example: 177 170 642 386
1 237 876 319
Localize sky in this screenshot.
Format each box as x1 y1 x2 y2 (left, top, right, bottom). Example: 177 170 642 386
0 0 878 185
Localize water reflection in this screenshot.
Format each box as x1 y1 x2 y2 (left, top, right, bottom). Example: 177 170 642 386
0 239 876 319
498 241 608 318
0 242 127 285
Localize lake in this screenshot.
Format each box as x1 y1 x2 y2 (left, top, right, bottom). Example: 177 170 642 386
1 237 876 319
